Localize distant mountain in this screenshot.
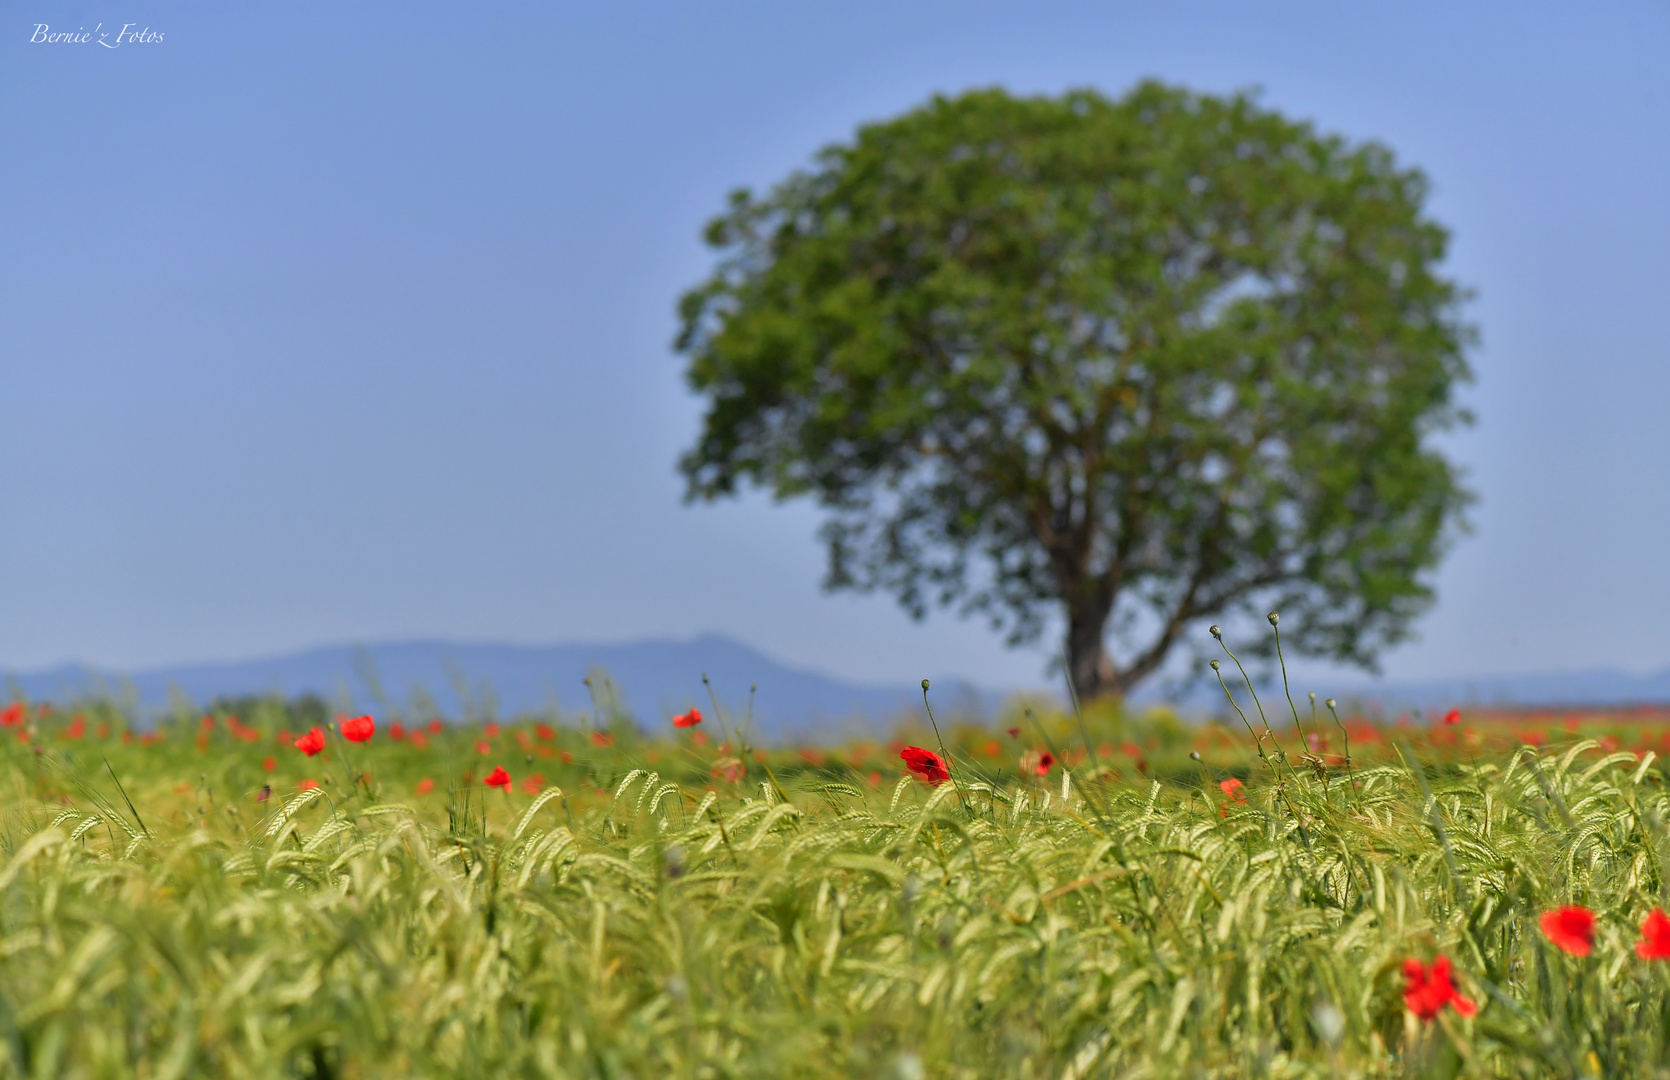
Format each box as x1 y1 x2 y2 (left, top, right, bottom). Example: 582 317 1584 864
1143 665 1670 715
1323 667 1670 712
9 637 1667 740
0 635 1016 741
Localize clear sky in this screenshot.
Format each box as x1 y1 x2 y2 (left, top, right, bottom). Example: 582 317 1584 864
3 1 1667 693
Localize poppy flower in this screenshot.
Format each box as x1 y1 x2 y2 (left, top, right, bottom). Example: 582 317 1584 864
62 716 86 740
535 723 556 741
389 722 405 741
415 777 435 795
1219 778 1247 802
1035 751 1055 776
900 746 949 786
522 773 544 794
1638 908 1670 960
1540 905 1596 956
1006 726 1021 739
298 779 318 791
262 756 276 772
1442 709 1460 725
1402 955 1477 1020
484 766 511 790
673 709 702 728
427 719 444 735
485 723 501 738
0 703 23 727
475 740 491 755
592 731 614 747
409 731 429 749
295 728 326 757
341 715 375 743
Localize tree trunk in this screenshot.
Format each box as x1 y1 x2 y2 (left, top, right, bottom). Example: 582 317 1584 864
1066 603 1119 701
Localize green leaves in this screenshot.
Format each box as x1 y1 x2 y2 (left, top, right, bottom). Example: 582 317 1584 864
679 82 1473 695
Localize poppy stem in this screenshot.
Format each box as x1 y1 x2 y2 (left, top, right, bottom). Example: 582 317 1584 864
1058 651 1104 778
919 681 968 814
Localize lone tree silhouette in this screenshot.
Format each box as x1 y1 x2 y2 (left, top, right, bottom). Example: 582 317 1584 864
676 83 1472 699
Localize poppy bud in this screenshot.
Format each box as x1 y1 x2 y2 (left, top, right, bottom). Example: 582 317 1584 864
1189 751 1202 762
1209 625 1221 638
1267 612 1279 625
921 679 930 691
1210 660 1220 670
1325 698 1337 709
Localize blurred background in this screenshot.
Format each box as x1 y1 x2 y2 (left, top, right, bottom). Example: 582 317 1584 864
3 1 1667 728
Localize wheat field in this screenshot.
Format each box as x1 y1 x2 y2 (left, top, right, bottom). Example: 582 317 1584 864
0 690 1668 1079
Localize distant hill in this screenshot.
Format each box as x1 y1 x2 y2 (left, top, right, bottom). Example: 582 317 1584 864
0 635 1017 741
8 637 1669 739
1143 665 1670 715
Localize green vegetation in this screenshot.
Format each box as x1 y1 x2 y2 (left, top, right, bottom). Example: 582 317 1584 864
2 692 1670 1077
677 81 1474 699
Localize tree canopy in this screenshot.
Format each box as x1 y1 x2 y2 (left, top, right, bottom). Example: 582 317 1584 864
676 82 1473 698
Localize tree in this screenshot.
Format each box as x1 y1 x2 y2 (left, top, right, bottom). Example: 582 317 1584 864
675 82 1473 699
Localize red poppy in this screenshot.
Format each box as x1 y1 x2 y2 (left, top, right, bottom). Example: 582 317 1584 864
341 715 375 743
521 773 544 794
1219 778 1247 802
900 746 949 786
388 722 405 741
484 766 511 790
427 719 444 735
295 728 326 757
298 779 318 791
415 777 435 795
1442 709 1460 725
1638 908 1670 960
1541 905 1596 956
485 722 501 738
1402 955 1477 1020
1035 751 1055 776
409 731 429 749
673 709 702 728
0 704 23 727
277 730 294 746
591 731 614 747
262 756 276 772
535 723 556 741
475 740 491 755
62 715 86 740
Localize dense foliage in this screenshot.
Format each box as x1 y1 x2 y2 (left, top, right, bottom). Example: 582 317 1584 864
677 82 1473 698
3 695 1670 1076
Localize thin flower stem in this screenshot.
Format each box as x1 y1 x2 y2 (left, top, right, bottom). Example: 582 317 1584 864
920 682 968 815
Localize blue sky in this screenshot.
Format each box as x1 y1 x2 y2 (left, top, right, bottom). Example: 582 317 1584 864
2 1 1667 692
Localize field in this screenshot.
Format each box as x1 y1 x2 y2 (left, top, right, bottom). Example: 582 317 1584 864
4 689 1670 1078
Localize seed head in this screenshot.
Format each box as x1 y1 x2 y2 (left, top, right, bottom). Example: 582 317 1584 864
1209 625 1222 639
1267 612 1280 626
1209 660 1221 671
1325 698 1337 709
1189 751 1202 762
1308 691 1316 702
921 679 930 691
